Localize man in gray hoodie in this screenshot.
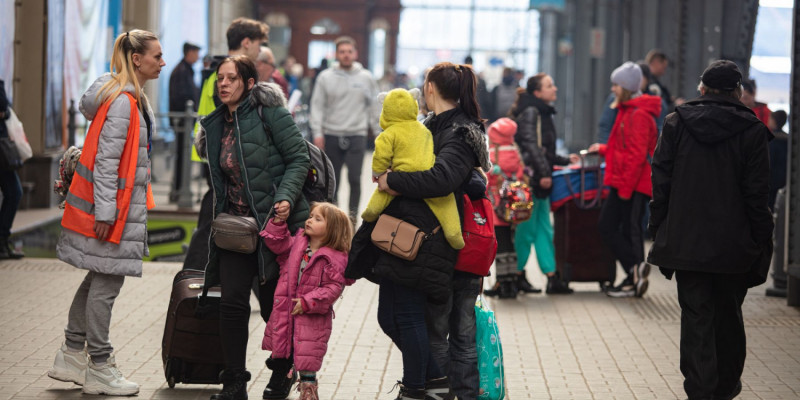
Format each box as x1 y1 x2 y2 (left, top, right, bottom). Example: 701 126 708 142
310 36 380 220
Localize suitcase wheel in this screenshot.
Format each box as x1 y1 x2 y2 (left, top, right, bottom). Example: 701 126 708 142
165 358 176 388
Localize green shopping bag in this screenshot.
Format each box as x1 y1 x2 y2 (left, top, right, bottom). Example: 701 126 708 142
476 295 505 400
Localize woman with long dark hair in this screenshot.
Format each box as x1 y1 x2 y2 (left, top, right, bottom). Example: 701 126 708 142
348 62 491 400
493 73 576 297
195 55 310 400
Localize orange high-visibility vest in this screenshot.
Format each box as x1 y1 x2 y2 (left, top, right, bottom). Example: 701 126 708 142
61 93 155 244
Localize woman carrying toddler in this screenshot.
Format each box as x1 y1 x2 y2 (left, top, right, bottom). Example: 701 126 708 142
361 87 464 250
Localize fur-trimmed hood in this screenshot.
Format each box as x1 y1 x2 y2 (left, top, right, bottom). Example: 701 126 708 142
425 109 491 172
249 81 288 109
195 81 288 158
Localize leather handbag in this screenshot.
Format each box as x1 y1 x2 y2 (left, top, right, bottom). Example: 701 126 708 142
371 214 440 261
211 213 259 254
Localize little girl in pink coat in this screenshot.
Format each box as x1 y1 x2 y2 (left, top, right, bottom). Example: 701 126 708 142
259 202 354 400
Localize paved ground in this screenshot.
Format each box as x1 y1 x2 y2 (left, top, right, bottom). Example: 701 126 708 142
5 152 800 399
0 257 798 400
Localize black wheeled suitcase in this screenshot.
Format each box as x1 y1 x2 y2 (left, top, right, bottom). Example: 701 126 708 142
162 269 223 387
551 153 616 288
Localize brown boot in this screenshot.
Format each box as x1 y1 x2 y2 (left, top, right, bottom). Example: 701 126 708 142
296 380 319 400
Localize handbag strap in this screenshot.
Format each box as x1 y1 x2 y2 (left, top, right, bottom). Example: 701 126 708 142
424 225 441 240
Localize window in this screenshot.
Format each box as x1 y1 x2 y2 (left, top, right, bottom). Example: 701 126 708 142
750 0 792 129
310 18 341 35
369 19 390 78
308 40 335 69
266 13 291 69
397 1 539 89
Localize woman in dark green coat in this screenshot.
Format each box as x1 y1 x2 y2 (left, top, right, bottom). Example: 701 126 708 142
195 55 310 400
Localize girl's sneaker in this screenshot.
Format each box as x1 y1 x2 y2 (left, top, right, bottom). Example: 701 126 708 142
297 380 319 400
47 342 88 386
82 355 139 396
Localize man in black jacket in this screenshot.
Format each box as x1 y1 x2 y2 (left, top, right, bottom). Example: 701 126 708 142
648 60 773 400
168 42 200 202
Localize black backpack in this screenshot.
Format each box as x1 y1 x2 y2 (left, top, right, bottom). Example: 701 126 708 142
257 106 336 204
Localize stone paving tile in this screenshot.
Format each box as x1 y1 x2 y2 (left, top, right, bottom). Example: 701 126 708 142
1 258 799 399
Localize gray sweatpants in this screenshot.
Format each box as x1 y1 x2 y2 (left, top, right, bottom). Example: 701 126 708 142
64 271 125 363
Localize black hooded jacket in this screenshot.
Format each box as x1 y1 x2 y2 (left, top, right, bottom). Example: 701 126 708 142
647 94 773 283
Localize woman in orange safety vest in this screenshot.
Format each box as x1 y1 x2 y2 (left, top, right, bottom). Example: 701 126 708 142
47 30 164 396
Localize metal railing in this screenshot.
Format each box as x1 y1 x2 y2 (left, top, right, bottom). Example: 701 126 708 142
67 100 200 210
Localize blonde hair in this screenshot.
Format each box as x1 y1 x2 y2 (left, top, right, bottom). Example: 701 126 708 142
308 202 353 253
97 29 159 108
611 87 635 109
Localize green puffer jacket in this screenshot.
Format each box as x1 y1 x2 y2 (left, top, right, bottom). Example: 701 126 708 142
197 82 310 288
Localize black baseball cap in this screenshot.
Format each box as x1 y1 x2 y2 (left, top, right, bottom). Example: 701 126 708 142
183 42 201 54
700 60 742 91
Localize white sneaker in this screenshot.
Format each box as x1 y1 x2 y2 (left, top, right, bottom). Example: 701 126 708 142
47 342 87 386
82 355 140 396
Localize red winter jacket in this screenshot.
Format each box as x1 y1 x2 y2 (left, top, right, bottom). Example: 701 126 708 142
259 220 351 372
751 102 771 127
597 94 661 199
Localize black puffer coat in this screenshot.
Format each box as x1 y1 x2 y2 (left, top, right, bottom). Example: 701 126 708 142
345 108 490 302
647 94 773 285
510 93 569 197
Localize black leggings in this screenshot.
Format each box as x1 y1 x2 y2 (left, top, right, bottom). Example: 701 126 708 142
218 249 279 370
597 188 649 275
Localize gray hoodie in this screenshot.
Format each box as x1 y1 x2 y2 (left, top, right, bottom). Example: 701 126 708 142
57 73 153 277
309 61 380 138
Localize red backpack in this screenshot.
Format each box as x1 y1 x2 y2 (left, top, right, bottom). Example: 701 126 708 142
455 194 497 276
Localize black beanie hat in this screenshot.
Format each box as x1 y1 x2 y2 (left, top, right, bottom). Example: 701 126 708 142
700 60 742 91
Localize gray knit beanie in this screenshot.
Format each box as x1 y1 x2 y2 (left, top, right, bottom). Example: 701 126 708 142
611 61 643 93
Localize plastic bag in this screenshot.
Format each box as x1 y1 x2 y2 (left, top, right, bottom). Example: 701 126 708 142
6 108 32 162
476 295 505 400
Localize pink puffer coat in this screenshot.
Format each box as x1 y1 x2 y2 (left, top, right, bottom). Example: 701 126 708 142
259 220 350 372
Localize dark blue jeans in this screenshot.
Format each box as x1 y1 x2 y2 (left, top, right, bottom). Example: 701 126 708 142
378 279 443 390
0 169 21 237
427 274 481 400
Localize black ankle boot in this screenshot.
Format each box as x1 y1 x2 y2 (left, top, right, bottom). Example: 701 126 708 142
517 270 542 293
424 376 456 400
483 282 501 297
498 275 518 299
0 236 23 260
210 369 251 400
546 272 574 294
262 357 296 399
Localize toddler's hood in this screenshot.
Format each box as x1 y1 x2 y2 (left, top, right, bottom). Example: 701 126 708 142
488 117 518 145
379 88 421 130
